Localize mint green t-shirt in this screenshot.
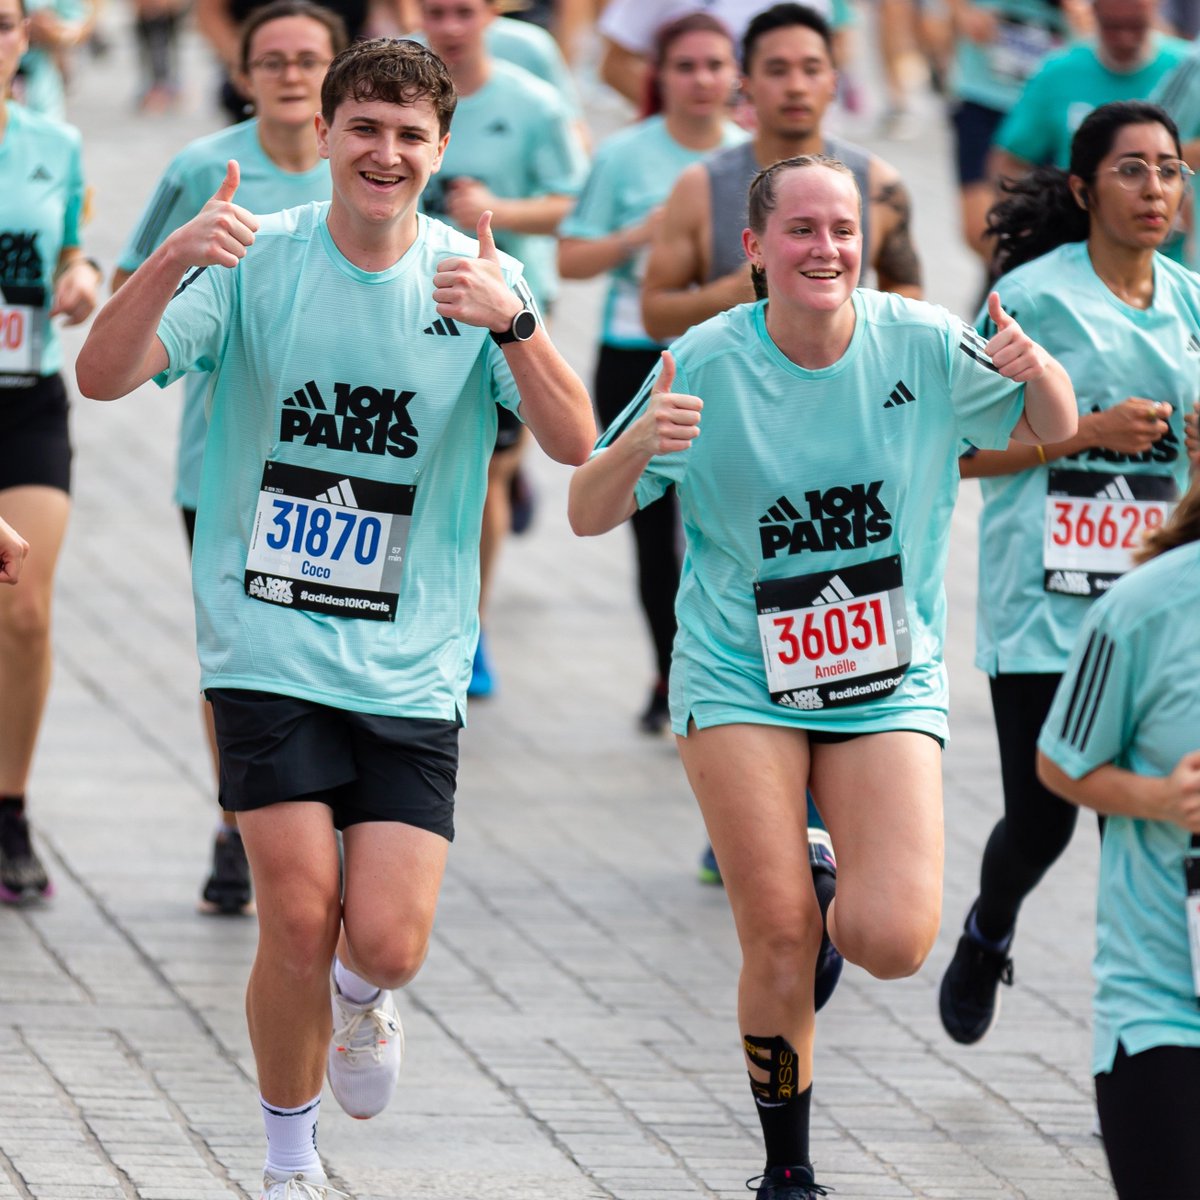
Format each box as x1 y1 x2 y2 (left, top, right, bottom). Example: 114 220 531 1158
974 242 1200 676
1037 540 1200 1075
995 36 1190 167
14 0 88 118
487 16 582 117
0 102 84 387
154 205 525 719
597 292 1026 739
421 58 587 307
559 115 747 350
951 0 1072 113
1151 47 1200 270
118 120 331 511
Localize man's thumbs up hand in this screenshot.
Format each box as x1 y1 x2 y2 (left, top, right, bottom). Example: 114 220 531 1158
166 159 259 272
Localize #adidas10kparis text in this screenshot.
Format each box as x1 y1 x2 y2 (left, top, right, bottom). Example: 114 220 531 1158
759 483 893 559
280 379 418 458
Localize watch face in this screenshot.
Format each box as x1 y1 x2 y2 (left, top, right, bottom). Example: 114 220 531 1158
512 308 537 340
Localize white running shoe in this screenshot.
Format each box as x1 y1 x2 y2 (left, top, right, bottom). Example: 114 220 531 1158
260 1171 348 1199
326 974 405 1119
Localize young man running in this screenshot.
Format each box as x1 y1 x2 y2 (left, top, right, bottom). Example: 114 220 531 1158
76 37 593 1200
641 2 922 344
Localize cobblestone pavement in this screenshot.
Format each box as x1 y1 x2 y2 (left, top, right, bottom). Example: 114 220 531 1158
0 18 1114 1200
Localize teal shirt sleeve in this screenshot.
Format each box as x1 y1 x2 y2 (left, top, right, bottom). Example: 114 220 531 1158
1151 49 1200 137
530 98 588 198
559 145 622 240
118 155 211 274
154 264 236 386
944 313 1026 450
1037 600 1134 778
994 64 1057 163
62 130 84 250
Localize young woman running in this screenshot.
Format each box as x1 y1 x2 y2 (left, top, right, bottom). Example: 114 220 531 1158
113 0 346 915
940 101 1200 1046
558 11 744 734
0 0 101 903
1038 475 1200 1200
569 154 1074 1198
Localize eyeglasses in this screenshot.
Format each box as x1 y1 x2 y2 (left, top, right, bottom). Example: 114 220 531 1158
247 53 331 76
1108 158 1194 190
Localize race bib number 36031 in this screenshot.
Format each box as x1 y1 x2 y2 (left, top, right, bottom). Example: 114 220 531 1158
244 461 414 621
754 556 912 711
1043 468 1174 597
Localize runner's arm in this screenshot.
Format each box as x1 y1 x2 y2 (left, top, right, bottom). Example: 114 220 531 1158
558 212 656 279
641 166 754 341
961 400 1172 478
1038 749 1200 832
599 37 647 105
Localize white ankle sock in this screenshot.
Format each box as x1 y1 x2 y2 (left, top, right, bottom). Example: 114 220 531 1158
261 1094 323 1179
334 956 381 1006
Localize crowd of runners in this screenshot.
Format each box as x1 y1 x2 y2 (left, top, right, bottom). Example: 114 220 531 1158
4 0 1200 1195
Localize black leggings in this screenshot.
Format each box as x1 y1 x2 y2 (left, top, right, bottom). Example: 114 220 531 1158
1096 1042 1200 1198
975 672 1083 941
594 344 680 685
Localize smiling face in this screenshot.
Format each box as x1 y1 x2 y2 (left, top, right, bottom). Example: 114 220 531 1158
744 164 862 313
243 14 337 130
742 25 837 140
658 29 737 122
0 0 28 95
317 96 449 232
420 0 492 71
1076 121 1187 253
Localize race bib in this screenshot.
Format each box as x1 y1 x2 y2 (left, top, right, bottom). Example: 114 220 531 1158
244 461 414 621
754 556 912 711
987 18 1055 84
0 304 44 381
1043 468 1174 596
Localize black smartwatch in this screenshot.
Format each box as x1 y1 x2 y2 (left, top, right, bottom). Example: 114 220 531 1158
490 306 538 345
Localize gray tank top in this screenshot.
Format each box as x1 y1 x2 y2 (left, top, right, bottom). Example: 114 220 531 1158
705 135 873 284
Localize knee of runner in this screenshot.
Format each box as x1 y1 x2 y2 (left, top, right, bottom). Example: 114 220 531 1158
263 897 341 978
344 929 430 991
836 912 938 980
0 590 52 646
743 918 824 993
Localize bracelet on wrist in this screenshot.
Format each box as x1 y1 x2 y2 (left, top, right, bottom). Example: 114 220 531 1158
1035 444 1047 465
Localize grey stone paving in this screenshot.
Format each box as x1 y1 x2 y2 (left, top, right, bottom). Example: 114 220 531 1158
2 14 1115 1199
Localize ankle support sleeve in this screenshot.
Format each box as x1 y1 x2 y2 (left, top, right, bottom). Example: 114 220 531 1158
743 1033 801 1106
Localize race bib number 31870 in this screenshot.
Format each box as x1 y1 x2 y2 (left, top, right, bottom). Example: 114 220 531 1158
754 556 912 711
244 461 414 621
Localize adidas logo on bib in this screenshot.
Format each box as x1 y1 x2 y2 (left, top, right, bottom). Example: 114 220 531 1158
1046 570 1090 596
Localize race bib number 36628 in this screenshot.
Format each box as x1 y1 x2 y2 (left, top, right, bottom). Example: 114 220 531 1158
244 461 414 621
1043 468 1174 597
754 556 912 712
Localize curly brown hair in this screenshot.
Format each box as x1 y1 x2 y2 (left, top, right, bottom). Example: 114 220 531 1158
321 38 457 134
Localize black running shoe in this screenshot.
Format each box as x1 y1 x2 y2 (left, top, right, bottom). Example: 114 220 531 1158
199 829 254 915
638 682 670 735
938 906 1014 1044
748 1164 830 1198
0 804 52 903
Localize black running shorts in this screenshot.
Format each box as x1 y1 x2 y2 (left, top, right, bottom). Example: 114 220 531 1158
0 374 72 493
206 688 460 839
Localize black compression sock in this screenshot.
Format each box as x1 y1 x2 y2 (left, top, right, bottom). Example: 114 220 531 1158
745 1034 812 1169
755 1081 812 1169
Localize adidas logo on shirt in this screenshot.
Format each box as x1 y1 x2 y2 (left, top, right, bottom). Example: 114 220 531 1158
883 380 915 409
758 484 893 559
279 379 419 459
486 119 510 135
30 164 52 182
423 317 460 337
